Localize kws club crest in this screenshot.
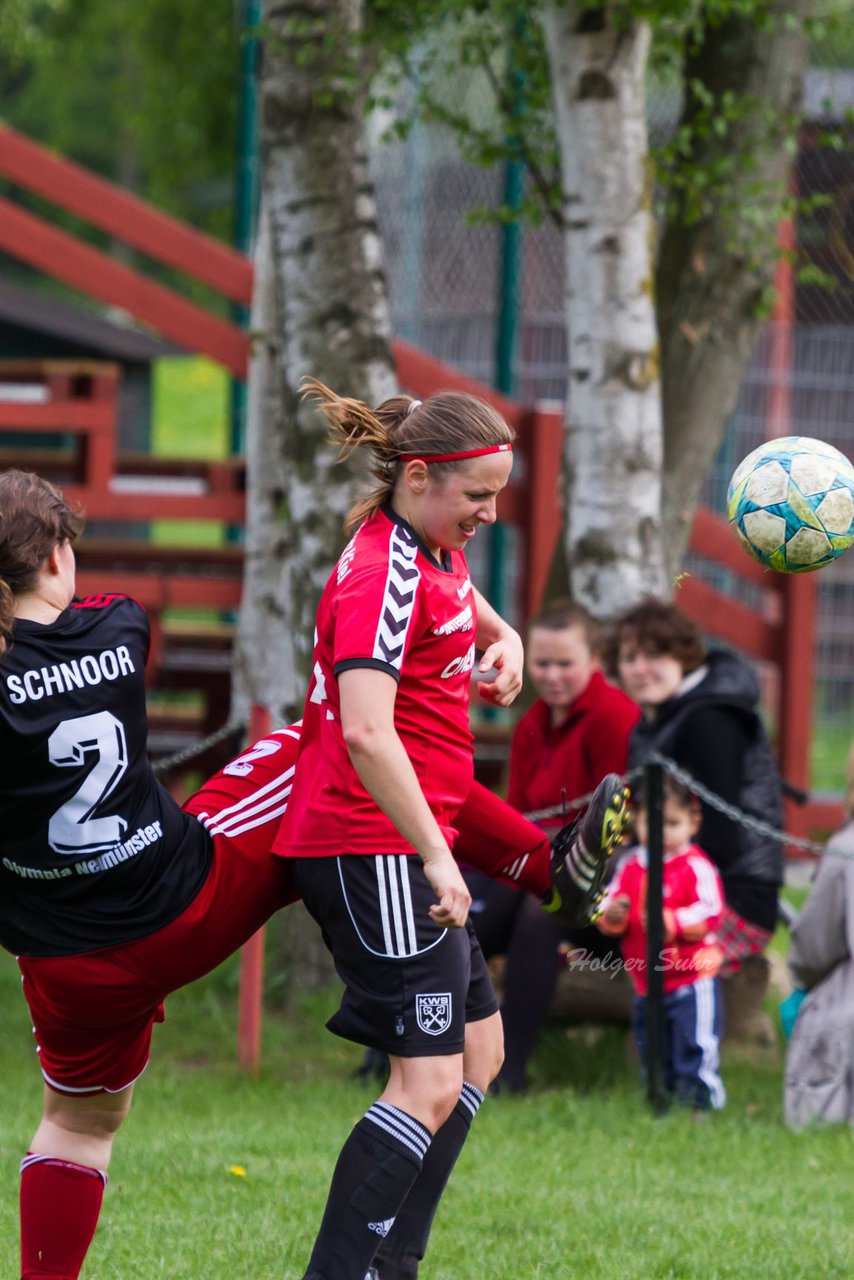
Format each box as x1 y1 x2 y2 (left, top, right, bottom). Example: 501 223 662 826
416 992 452 1036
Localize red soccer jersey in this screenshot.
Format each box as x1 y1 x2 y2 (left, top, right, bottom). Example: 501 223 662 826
604 843 725 996
275 506 477 857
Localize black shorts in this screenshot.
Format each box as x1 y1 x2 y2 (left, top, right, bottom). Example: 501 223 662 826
293 855 498 1057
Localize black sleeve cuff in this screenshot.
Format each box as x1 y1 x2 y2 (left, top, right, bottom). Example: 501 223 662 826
334 658 400 684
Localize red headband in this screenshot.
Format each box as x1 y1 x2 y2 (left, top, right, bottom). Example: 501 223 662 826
399 443 513 464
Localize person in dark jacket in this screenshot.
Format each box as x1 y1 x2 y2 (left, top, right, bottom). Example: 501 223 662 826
604 599 783 974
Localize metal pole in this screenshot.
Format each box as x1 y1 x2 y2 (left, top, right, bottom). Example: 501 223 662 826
400 52 426 345
644 760 669 1114
229 0 262 458
489 18 526 632
494 158 523 399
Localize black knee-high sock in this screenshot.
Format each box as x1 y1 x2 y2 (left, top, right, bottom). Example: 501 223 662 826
373 1082 485 1280
303 1101 431 1280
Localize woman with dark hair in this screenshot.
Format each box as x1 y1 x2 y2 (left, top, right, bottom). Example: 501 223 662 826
0 469 301 1280
606 598 784 976
273 383 628 1280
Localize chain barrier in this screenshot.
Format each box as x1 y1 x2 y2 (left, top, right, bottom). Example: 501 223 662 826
151 718 246 778
523 756 826 855
150 721 828 855
522 766 646 825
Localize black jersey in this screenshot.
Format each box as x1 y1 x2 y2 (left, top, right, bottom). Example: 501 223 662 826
0 594 211 956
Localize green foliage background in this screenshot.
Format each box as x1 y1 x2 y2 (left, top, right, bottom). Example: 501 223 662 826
0 0 239 237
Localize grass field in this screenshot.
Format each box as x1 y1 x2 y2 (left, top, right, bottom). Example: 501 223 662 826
1 934 851 1280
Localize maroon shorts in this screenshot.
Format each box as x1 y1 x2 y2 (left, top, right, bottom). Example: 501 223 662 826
18 728 302 1095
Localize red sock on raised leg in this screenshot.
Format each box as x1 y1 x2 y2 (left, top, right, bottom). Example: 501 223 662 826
20 1154 107 1280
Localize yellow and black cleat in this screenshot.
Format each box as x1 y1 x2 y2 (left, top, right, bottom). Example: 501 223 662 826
543 775 631 928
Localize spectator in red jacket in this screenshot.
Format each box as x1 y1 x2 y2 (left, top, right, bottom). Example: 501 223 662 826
469 599 640 1093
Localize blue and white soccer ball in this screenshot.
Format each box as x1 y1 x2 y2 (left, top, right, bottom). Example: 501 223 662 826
726 435 854 573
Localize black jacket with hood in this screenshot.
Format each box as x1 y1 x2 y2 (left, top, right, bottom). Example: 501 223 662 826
628 648 783 932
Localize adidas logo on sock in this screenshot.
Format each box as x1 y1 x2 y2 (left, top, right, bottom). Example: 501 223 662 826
367 1216 396 1237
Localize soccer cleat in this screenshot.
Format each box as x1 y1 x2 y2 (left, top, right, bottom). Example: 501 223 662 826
542 773 630 926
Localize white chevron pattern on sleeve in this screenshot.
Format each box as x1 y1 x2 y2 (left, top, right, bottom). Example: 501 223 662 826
373 525 421 671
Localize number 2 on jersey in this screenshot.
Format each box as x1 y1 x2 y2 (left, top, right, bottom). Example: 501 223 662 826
48 711 129 855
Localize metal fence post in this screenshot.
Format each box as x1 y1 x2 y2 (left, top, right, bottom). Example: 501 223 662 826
644 760 669 1114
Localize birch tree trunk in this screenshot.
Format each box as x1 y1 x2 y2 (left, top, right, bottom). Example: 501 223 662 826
232 0 397 1004
542 2 667 616
232 0 397 725
657 0 814 578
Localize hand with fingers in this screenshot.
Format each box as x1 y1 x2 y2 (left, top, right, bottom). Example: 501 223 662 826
597 893 630 936
422 850 471 928
476 631 524 707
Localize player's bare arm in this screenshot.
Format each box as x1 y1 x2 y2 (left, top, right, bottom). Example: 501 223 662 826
472 586 523 706
338 667 471 928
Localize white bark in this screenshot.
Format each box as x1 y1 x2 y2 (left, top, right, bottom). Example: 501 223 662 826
233 0 397 724
231 201 299 724
542 2 667 616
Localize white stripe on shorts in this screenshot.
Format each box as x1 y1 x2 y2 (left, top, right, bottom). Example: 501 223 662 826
338 857 447 958
375 855 418 957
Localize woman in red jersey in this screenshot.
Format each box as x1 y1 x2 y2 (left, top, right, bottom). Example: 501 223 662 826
274 383 628 1280
0 470 300 1280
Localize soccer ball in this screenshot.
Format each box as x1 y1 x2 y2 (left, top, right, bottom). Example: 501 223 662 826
726 435 854 573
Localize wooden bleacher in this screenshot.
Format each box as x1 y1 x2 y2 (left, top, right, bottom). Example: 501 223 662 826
0 358 245 776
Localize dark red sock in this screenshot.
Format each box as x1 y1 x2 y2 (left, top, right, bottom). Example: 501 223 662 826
20 1154 107 1280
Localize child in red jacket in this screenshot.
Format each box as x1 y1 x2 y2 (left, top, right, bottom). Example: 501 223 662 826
599 774 726 1110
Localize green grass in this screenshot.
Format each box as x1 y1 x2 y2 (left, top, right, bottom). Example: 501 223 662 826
1 945 852 1280
151 356 230 549
810 716 851 795
151 357 229 461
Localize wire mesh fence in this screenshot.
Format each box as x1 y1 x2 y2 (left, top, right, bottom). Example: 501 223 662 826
369 51 854 739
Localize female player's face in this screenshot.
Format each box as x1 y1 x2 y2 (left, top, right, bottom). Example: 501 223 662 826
409 451 513 555
527 624 596 716
617 642 683 710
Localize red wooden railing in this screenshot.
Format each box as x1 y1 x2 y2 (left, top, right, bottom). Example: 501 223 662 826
0 125 250 375
0 125 252 303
